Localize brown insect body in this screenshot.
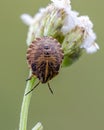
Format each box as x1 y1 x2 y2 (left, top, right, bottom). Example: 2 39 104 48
26 37 63 94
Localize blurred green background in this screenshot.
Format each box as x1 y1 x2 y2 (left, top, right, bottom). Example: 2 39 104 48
0 0 103 130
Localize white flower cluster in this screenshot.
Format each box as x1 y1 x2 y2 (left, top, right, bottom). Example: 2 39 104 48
21 0 99 54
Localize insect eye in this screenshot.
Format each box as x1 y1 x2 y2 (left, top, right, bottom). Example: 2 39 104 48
44 46 49 49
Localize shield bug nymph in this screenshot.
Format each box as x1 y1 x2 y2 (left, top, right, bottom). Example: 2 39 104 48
26 36 64 95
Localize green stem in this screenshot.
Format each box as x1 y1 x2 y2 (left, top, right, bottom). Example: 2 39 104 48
19 71 36 130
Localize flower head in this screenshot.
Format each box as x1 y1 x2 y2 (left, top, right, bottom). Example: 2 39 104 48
21 0 99 67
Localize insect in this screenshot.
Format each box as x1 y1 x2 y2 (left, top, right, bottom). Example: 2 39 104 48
26 36 64 95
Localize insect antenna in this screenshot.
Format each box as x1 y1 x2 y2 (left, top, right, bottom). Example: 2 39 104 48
25 81 40 96
47 82 53 94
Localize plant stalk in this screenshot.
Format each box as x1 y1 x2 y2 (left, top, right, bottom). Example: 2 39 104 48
19 72 36 130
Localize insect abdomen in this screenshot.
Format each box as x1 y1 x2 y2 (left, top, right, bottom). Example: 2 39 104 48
26 37 64 83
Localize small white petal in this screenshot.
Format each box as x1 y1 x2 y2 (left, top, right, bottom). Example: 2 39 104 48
61 10 79 34
78 16 99 53
32 122 43 130
51 0 71 10
78 16 93 32
81 32 96 48
20 14 33 26
85 42 100 54
80 33 99 54
32 8 46 23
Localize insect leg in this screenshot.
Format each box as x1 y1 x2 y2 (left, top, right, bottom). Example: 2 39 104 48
26 74 34 81
25 81 40 96
47 82 53 94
